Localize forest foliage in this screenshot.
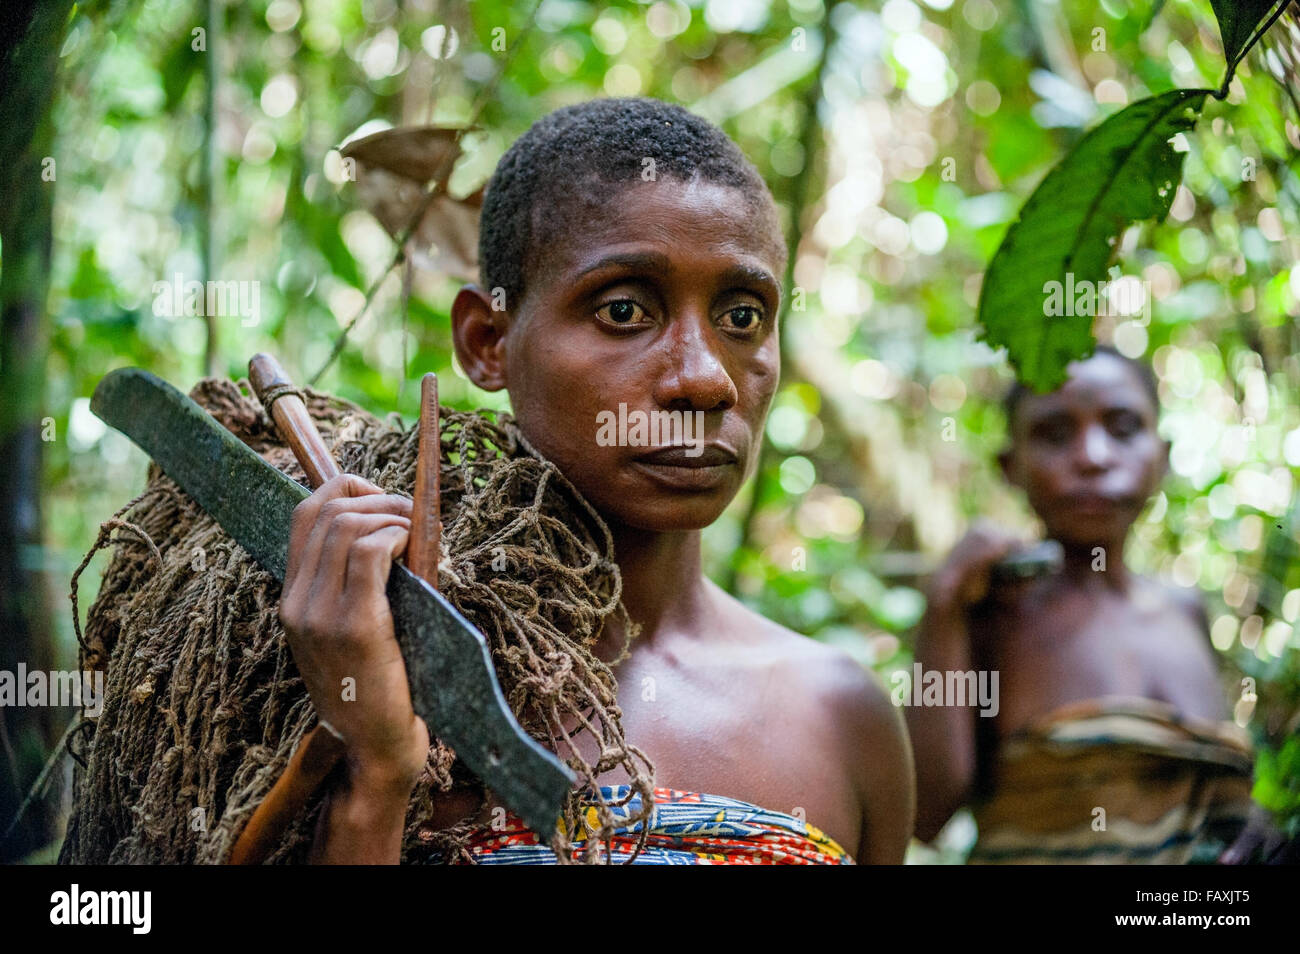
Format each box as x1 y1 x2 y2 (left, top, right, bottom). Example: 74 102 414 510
20 0 1300 851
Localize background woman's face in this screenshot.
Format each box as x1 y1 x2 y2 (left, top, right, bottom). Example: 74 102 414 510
500 177 785 532
1003 353 1168 547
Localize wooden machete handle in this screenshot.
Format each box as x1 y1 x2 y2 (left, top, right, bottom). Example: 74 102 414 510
226 718 346 865
248 353 342 487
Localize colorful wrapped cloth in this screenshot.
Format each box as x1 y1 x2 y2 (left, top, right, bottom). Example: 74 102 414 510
452 785 855 864
968 696 1256 864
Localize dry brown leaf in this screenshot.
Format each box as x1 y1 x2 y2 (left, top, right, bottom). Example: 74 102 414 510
341 125 466 185
341 125 483 283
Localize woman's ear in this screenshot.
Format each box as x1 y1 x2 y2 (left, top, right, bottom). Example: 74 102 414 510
451 284 509 392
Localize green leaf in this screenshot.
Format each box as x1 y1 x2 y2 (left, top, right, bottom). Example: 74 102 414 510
977 89 1210 392
1137 0 1168 34
1209 0 1290 86
159 32 200 112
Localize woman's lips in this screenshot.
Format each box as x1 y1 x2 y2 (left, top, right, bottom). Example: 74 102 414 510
630 444 738 490
1062 491 1132 514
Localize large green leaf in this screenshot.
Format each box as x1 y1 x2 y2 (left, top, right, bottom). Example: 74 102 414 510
1209 0 1290 84
1139 0 1168 32
977 89 1210 392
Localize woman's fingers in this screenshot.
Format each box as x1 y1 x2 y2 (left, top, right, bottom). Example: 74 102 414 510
287 474 410 590
929 523 1028 613
959 535 1024 605
288 474 383 585
344 523 410 599
299 486 410 582
307 511 411 610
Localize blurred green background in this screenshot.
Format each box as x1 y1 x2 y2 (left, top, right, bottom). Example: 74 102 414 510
4 0 1299 861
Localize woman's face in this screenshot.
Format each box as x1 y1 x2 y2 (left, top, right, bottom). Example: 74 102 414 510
456 176 784 533
1001 352 1168 547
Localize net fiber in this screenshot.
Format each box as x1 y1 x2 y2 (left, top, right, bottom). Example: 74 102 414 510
58 378 654 865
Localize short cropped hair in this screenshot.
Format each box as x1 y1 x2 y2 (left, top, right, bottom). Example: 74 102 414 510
478 96 786 308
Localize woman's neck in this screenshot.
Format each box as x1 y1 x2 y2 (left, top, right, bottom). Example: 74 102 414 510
1059 536 1132 593
601 522 710 648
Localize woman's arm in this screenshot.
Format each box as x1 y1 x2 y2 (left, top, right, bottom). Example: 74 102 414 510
278 473 431 864
907 525 1019 843
310 759 422 864
907 605 978 842
854 682 916 864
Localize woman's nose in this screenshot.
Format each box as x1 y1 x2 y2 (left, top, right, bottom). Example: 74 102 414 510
1075 423 1115 471
652 313 738 412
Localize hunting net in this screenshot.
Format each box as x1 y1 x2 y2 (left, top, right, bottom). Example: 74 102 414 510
58 377 655 864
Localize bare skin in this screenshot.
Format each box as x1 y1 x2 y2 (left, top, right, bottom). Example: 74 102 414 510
907 352 1227 843
281 175 914 864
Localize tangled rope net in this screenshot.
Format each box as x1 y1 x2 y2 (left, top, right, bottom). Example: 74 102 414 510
58 377 655 864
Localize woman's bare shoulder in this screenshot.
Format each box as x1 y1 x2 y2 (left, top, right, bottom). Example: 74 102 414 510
704 580 914 860
707 579 894 714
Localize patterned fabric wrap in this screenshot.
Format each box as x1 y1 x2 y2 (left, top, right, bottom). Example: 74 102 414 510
969 696 1256 865
458 785 855 865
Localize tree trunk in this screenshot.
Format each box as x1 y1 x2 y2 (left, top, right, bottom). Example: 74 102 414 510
0 0 77 861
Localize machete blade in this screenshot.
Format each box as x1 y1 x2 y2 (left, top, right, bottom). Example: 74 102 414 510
90 367 575 836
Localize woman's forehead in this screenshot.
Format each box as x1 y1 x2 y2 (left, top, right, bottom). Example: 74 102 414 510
1030 353 1156 415
539 177 784 276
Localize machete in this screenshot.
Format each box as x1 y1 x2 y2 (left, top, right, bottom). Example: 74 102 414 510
90 367 575 835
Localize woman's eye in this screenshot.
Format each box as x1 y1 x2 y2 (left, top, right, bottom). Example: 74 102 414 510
1108 414 1141 439
1033 421 1072 446
721 305 763 332
596 300 649 326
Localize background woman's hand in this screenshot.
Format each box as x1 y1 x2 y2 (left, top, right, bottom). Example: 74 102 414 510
279 473 429 792
925 521 1026 629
